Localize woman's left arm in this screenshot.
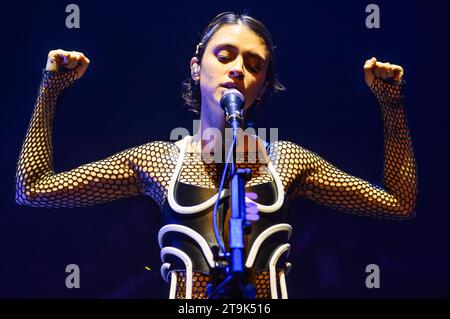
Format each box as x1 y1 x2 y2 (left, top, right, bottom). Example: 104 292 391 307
275 58 417 220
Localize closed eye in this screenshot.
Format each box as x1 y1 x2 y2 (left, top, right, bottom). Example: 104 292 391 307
217 55 231 62
247 64 261 73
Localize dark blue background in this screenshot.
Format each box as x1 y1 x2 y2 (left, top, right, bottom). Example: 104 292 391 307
1 0 448 298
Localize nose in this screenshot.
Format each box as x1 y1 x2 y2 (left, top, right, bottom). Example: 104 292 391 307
228 58 244 80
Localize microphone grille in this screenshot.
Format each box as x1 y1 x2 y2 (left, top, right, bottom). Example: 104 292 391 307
221 88 244 101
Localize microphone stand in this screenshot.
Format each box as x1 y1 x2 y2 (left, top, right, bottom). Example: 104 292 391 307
227 119 254 299
209 112 255 299
208 89 255 299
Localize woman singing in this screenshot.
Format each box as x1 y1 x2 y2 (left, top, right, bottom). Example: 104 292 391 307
15 12 417 299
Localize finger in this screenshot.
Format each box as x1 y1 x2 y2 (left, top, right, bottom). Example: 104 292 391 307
379 66 388 79
69 51 80 63
78 52 91 63
385 62 393 78
387 69 394 78
386 66 395 78
76 57 90 79
395 69 404 81
50 49 66 59
56 53 69 64
246 204 258 214
246 213 260 221
245 192 258 200
65 53 80 69
71 51 89 65
374 61 388 71
390 64 404 81
46 49 67 71
64 51 88 70
363 57 377 71
363 57 377 86
373 66 381 78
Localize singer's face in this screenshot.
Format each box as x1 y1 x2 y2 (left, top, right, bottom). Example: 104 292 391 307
198 24 269 112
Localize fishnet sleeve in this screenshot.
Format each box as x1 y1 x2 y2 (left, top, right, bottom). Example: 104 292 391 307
15 70 178 208
270 78 417 220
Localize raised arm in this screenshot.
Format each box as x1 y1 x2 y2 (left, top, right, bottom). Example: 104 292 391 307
271 58 417 220
15 50 178 208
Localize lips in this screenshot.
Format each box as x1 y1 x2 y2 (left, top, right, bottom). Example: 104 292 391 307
221 82 238 89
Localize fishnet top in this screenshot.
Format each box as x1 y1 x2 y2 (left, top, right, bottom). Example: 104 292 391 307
15 70 417 220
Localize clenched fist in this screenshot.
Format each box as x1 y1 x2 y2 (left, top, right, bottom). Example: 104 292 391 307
45 49 90 79
364 57 404 87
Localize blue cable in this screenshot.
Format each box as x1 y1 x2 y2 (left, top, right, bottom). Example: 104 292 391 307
212 134 237 256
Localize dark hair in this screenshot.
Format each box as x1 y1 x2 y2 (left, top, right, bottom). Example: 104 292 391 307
181 11 285 114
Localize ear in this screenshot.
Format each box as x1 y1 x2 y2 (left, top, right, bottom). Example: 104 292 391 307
190 57 200 80
257 81 269 99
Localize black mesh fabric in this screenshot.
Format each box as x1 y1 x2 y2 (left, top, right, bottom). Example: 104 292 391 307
15 70 418 298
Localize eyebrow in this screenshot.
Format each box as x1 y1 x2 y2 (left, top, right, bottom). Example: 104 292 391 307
213 44 268 64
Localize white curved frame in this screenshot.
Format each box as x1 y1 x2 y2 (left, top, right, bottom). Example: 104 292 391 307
167 135 285 214
158 224 215 268
160 262 171 282
167 136 230 214
160 247 193 299
169 271 177 299
245 224 292 268
269 243 291 299
279 271 288 299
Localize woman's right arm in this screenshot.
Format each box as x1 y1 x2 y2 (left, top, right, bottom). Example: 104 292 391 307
15 50 177 208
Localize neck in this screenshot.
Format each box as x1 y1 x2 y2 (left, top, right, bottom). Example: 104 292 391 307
191 114 262 162
193 105 226 151
191 100 264 161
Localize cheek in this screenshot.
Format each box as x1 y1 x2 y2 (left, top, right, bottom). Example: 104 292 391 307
199 67 215 93
200 57 221 79
247 77 265 95
243 77 266 107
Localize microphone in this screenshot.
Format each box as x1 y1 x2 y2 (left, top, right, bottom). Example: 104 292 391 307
220 89 245 127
